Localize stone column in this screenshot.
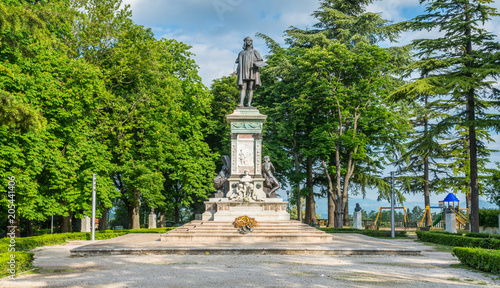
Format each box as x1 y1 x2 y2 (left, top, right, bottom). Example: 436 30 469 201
445 211 457 234
226 108 267 198
81 216 91 232
353 211 363 230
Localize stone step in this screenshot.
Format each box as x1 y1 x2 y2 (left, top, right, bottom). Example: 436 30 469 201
183 221 310 228
161 220 332 244
172 228 321 233
168 230 326 235
161 234 333 243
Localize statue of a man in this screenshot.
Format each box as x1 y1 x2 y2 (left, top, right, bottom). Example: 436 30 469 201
235 36 267 107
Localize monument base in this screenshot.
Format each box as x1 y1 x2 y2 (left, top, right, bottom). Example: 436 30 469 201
202 198 290 222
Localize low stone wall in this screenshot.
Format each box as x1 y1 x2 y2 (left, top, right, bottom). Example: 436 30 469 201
478 226 499 234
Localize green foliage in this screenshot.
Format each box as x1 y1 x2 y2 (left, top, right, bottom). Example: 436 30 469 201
391 0 500 232
453 247 500 275
478 209 499 228
465 233 500 240
485 163 500 207
286 0 408 48
0 232 127 252
416 231 500 249
0 251 34 278
207 75 239 157
319 228 407 238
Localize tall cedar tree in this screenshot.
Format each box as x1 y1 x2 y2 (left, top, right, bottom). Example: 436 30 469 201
391 0 500 232
279 0 410 225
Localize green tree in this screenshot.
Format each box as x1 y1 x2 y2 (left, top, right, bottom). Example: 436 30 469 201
0 0 118 233
394 97 450 226
391 0 500 232
279 0 411 225
207 75 239 158
485 163 500 207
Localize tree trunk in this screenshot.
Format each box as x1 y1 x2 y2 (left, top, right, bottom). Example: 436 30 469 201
328 192 335 227
174 204 180 224
25 218 33 237
423 100 432 227
128 190 141 229
343 198 349 226
11 217 21 238
305 157 315 224
61 210 73 233
159 211 166 227
293 137 302 222
334 205 343 228
465 7 478 233
99 208 108 231
468 90 479 232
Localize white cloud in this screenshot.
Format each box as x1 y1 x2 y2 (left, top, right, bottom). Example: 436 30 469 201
123 0 317 86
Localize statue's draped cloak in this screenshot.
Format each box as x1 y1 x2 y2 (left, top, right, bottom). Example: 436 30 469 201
236 48 263 88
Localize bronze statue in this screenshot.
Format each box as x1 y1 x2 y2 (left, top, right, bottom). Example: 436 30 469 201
354 203 362 212
262 155 280 198
235 36 266 107
213 155 231 197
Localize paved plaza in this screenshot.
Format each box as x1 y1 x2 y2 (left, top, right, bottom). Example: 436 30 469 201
1 234 500 287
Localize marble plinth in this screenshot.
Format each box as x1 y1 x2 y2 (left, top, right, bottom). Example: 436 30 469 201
81 216 91 232
148 213 157 229
353 211 362 229
202 198 290 222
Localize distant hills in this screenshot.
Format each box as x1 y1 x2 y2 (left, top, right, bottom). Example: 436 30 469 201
314 197 498 219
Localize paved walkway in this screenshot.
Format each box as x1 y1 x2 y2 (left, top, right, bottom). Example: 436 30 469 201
1 235 499 287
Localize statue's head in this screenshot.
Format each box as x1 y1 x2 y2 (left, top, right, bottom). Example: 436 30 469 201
356 203 360 207
244 169 250 175
264 155 270 162
243 36 253 50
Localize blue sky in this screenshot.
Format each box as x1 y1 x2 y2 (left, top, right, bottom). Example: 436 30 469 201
122 0 500 206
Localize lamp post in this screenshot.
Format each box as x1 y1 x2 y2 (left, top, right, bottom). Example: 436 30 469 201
91 174 96 241
391 171 395 239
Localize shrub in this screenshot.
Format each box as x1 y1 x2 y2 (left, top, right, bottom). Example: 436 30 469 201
416 231 500 249
319 228 407 238
0 232 128 253
0 252 34 278
453 247 500 274
479 209 499 228
465 232 500 240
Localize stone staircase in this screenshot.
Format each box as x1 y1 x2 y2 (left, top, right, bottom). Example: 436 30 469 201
160 220 333 243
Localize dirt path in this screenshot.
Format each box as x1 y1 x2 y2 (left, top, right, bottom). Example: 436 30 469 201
1 237 499 288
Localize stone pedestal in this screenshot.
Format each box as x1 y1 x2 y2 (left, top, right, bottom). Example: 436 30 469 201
353 211 363 230
202 198 290 222
226 108 267 198
81 216 91 232
204 107 290 222
445 212 457 234
148 212 157 229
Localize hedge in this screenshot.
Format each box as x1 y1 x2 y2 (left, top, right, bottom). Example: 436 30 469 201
453 247 500 275
479 209 499 228
416 231 500 249
0 227 177 279
319 228 407 238
465 232 500 240
0 252 34 278
0 232 128 253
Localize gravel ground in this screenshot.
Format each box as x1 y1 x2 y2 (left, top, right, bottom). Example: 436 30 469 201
1 237 499 288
